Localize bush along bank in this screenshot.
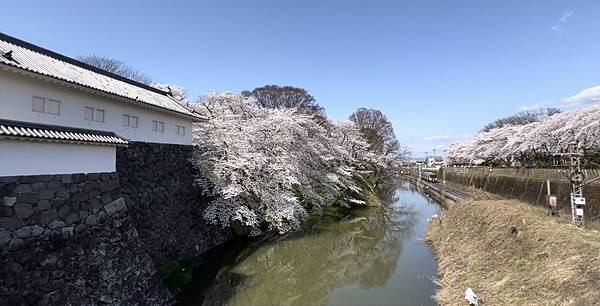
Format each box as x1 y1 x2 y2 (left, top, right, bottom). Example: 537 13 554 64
425 199 600 305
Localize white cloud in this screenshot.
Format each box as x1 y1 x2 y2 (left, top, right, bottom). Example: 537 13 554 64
562 84 600 107
423 135 450 141
552 11 573 31
518 84 600 112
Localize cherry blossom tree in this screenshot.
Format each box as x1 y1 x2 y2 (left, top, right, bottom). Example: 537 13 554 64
445 105 600 166
190 92 394 235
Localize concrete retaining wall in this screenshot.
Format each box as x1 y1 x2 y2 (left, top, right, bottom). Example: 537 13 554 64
445 168 600 219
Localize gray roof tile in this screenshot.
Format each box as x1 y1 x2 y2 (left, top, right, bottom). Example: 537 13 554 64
0 32 201 120
0 120 128 146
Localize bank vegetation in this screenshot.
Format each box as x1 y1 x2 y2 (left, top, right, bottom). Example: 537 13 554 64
426 199 600 305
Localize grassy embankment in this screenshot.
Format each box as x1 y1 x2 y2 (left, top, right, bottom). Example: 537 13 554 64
426 199 600 305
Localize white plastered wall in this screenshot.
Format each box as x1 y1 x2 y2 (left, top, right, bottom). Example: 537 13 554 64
0 70 194 145
0 140 116 176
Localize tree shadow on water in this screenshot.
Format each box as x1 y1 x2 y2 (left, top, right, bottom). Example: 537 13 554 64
177 184 420 306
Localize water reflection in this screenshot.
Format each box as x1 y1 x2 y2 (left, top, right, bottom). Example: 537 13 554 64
184 183 440 306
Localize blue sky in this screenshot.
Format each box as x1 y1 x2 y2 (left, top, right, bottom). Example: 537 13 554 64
2 0 599 157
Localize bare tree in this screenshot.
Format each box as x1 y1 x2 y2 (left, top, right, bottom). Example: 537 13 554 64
242 85 324 114
350 108 409 186
349 108 397 154
481 108 561 132
78 54 151 84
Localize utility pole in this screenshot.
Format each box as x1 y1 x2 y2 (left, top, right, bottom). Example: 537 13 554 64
566 142 586 226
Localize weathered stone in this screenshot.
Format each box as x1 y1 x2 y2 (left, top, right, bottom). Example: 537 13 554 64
18 176 35 184
85 215 97 226
61 227 73 238
51 270 65 279
38 200 51 211
91 200 102 212
13 184 32 194
0 206 13 217
99 295 113 304
72 192 88 201
15 226 32 238
24 293 41 305
110 189 121 200
3 196 17 207
37 175 53 182
58 205 71 218
14 203 34 218
27 212 40 225
88 191 100 200
72 173 86 183
0 216 24 230
60 174 73 184
31 225 44 236
50 198 66 208
79 211 89 220
48 220 65 229
8 238 24 250
114 143 232 265
74 223 87 233
104 198 126 216
39 189 55 200
31 182 46 192
0 229 12 245
64 213 79 225
0 176 18 183
1 149 192 305
18 192 39 203
46 181 61 189
101 192 112 204
41 255 57 267
40 209 58 224
81 183 92 193
55 188 69 199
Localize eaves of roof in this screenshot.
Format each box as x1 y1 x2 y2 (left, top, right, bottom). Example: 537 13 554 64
0 119 129 147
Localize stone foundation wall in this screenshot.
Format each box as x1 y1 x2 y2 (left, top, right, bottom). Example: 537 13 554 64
117 142 231 266
446 168 600 219
0 172 172 305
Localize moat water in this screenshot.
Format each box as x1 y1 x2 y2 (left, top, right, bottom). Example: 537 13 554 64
179 182 441 306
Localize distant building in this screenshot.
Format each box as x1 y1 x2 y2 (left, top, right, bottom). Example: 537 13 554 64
0 32 202 176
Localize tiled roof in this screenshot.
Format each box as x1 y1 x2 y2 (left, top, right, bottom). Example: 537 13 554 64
0 119 128 146
0 32 201 120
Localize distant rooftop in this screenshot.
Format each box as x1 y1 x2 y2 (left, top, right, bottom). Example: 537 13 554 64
0 32 201 120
